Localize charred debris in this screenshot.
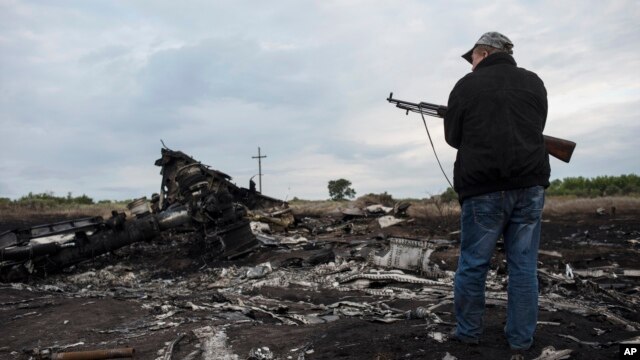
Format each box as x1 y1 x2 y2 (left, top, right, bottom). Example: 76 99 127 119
1 149 640 359
0 148 284 281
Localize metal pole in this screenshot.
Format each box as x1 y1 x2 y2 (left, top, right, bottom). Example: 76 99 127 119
252 147 267 193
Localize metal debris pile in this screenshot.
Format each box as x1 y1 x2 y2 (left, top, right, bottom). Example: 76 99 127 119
1 148 285 282
1 149 639 359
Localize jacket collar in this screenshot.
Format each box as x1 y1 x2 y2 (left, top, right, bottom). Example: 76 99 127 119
474 52 517 71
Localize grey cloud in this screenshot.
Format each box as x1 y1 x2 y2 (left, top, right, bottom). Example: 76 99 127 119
96 186 149 195
0 180 11 197
1 1 638 201
79 45 130 65
547 99 640 180
136 37 344 110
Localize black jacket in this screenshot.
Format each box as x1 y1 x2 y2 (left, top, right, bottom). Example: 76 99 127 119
444 52 550 202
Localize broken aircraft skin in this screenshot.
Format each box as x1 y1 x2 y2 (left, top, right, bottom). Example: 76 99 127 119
0 147 288 282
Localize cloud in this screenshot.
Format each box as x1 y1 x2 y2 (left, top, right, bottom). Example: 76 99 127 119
136 37 332 109
0 0 638 201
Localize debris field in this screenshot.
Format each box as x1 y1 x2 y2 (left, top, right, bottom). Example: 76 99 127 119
1 149 639 360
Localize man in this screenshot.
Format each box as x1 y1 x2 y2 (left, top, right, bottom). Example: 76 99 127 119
444 32 550 351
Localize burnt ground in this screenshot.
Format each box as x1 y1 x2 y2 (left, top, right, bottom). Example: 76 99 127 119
1 209 639 360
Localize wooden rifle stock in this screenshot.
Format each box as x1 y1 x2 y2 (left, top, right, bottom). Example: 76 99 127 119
543 135 575 163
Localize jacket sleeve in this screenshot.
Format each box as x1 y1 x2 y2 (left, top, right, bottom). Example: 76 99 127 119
444 79 466 149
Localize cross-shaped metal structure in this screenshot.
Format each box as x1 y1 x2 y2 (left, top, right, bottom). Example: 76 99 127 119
251 147 267 193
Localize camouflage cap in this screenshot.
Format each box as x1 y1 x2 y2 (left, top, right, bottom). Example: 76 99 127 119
462 31 514 63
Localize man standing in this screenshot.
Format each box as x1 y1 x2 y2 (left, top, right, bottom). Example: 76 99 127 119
444 32 550 350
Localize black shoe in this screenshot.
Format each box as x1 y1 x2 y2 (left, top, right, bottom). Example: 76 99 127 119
450 328 480 345
509 340 534 360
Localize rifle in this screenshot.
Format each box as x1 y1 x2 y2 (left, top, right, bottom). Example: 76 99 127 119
386 93 576 163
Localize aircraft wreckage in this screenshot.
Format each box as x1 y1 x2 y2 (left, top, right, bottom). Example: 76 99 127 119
0 148 285 282
1 149 640 359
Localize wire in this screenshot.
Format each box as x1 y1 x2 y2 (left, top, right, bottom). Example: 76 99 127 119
419 110 454 189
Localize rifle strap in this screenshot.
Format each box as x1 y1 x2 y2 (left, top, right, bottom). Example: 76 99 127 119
420 111 454 190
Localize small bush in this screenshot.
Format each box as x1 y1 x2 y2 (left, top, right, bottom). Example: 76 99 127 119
354 192 395 207
439 187 458 203
604 185 621 196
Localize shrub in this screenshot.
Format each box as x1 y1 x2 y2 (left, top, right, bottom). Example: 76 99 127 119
439 187 458 203
355 192 395 207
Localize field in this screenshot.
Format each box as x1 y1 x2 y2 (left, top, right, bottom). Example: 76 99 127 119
1 196 639 359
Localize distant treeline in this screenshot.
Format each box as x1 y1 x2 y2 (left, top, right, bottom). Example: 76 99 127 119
435 174 640 202
546 174 640 197
0 192 132 208
2 175 638 208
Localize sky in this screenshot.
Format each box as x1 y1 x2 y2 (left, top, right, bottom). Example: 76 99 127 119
1 0 639 201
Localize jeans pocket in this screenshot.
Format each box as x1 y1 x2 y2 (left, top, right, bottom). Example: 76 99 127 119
518 186 545 223
471 192 504 231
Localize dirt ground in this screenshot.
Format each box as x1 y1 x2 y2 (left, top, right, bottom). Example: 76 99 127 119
1 206 639 360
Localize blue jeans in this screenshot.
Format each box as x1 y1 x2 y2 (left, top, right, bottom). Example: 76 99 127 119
454 186 545 350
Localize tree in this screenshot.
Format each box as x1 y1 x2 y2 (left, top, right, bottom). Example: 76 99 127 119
439 187 458 203
328 178 356 201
